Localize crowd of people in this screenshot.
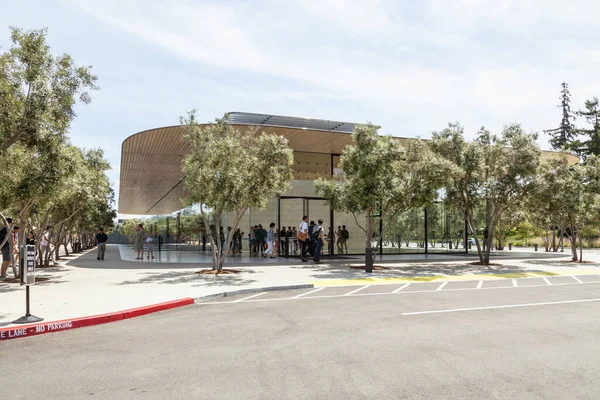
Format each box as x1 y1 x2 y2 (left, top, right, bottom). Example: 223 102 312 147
0 218 57 278
218 218 350 263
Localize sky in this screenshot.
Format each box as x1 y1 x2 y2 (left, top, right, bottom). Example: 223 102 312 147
2 0 599 218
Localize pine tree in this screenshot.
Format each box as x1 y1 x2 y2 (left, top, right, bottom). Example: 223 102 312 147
545 82 578 152
576 97 600 158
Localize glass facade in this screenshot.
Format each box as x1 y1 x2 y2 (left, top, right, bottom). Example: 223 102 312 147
217 151 469 256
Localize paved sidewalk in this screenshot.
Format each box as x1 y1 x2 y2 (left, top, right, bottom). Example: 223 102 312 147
1 245 600 328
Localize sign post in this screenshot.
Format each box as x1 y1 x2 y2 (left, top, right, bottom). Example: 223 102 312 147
12 245 43 324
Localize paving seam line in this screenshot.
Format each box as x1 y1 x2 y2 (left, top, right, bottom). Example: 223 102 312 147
0 298 195 341
193 284 314 303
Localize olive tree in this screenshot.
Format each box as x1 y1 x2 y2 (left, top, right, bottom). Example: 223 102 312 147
431 123 540 265
0 26 99 267
314 124 453 270
182 111 293 272
530 154 600 262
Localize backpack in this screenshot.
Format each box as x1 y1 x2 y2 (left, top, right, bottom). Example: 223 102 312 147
342 229 349 240
312 227 322 241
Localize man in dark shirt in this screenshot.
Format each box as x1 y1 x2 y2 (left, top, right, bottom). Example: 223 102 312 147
254 224 267 257
0 218 13 278
96 228 108 261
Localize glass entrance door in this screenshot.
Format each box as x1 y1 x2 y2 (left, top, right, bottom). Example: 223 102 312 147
278 197 333 257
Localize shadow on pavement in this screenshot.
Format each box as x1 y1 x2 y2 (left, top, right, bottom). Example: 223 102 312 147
293 262 561 281
113 269 260 287
523 259 600 268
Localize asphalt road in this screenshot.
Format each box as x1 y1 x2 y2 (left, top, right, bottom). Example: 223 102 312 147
2 281 600 400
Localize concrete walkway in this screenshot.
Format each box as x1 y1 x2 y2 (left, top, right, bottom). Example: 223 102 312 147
1 245 599 328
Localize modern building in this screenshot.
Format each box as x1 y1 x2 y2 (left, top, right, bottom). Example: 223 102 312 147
118 112 571 256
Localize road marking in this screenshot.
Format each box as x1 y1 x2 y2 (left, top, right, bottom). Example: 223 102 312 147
512 279 518 287
344 285 368 296
402 298 600 316
393 283 411 293
198 280 600 305
292 287 324 298
234 292 267 302
476 281 483 289
542 277 552 285
436 282 448 291
572 276 584 283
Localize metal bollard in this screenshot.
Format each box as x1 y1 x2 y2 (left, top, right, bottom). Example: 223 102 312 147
508 243 512 250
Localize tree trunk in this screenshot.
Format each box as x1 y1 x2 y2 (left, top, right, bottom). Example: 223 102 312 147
569 232 578 262
579 233 584 263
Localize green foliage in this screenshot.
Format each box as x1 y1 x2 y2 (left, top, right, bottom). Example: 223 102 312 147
120 219 143 238
431 122 540 264
315 124 453 249
0 27 112 267
0 27 98 151
528 153 600 261
545 82 580 153
182 111 294 270
576 97 600 158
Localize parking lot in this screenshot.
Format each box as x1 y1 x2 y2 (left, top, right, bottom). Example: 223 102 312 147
2 276 600 399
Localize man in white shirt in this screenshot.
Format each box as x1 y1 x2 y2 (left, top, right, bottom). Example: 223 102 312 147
299 215 309 262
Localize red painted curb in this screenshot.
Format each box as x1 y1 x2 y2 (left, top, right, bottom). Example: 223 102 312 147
0 298 195 341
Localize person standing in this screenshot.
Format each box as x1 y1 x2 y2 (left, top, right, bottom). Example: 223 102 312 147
265 223 276 259
298 216 309 262
0 218 12 279
313 219 325 264
255 224 267 257
133 224 145 260
249 227 256 256
340 225 349 254
146 235 155 260
96 227 108 261
12 225 20 267
26 230 36 245
280 226 287 256
336 226 342 252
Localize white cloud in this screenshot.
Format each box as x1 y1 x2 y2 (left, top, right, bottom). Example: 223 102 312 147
66 0 600 143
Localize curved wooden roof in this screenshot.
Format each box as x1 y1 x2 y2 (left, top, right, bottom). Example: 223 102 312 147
118 113 578 215
119 113 371 215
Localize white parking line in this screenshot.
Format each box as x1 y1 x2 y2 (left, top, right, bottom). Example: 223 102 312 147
436 282 448 291
572 276 584 283
292 287 324 298
512 279 518 287
402 298 600 316
392 283 411 293
476 281 483 289
234 292 267 302
542 277 552 285
197 280 600 305
344 285 369 296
